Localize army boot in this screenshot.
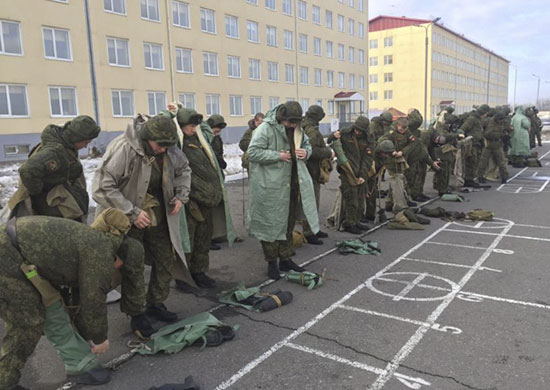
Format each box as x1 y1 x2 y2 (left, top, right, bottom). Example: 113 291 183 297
279 259 305 272
267 261 281 280
146 303 178 323
316 230 329 238
68 365 111 385
131 314 155 339
463 179 480 188
192 272 217 289
477 177 487 184
344 225 362 234
305 234 323 245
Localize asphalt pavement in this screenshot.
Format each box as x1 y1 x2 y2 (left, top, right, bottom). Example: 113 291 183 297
11 143 550 390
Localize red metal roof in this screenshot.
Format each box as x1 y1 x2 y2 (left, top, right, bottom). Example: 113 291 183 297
334 91 358 98
387 107 406 119
369 15 431 32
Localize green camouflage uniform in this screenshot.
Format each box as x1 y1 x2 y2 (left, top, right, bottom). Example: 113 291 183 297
0 216 144 390
404 110 433 198
478 111 510 181
207 115 228 172
460 108 486 181
368 112 393 140
239 119 259 170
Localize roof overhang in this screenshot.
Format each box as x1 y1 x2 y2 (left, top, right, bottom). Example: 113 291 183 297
334 92 365 102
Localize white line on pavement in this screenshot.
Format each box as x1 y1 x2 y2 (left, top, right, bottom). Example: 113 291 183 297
443 228 550 242
403 257 502 272
393 273 428 301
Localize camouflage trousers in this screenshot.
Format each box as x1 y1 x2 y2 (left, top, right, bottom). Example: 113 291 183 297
387 171 409 212
261 185 298 262
185 204 214 273
364 176 377 220
128 221 175 305
465 145 483 181
300 180 320 237
478 140 508 180
340 175 366 228
433 158 454 194
405 161 428 198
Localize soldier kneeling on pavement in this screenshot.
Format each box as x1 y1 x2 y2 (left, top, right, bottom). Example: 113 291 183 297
0 209 150 390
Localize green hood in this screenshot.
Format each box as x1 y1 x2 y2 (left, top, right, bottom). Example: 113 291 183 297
176 107 203 127
41 115 100 148
407 109 423 131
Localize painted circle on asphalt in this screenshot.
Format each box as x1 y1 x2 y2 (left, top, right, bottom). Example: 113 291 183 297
367 272 460 302
450 218 512 229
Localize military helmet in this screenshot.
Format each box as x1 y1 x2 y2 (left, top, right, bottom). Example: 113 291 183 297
276 101 304 124
477 104 490 115
381 111 393 122
62 115 101 144
305 105 325 121
206 114 227 130
377 140 395 153
139 114 178 146
353 115 370 132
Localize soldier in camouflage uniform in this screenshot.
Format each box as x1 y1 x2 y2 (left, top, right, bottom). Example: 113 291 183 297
179 109 224 288
0 213 146 390
239 112 264 170
526 107 543 148
299 105 333 244
533 107 543 147
93 114 192 323
459 104 490 187
369 111 394 140
478 108 510 184
207 114 228 172
328 116 372 234
7 115 100 220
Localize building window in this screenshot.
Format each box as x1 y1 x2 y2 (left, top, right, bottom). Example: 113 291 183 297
384 54 393 65
249 58 261 80
43 27 71 60
104 0 126 14
282 0 292 15
285 64 294 83
111 90 133 117
314 68 322 86
284 30 293 50
107 37 130 66
349 0 355 7
267 61 279 81
147 91 166 115
316 99 322 107
200 8 216 33
349 74 355 89
358 49 364 64
312 5 320 24
265 0 276 10
4 144 30 157
266 25 277 46
0 84 28 116
227 55 241 78
141 0 159 21
369 56 378 66
369 39 378 49
325 10 333 28
49 86 77 117
229 95 243 116
337 15 344 32
300 98 310 112
225 15 239 38
250 96 262 115
178 92 195 109
203 52 218 75
298 34 307 53
297 0 307 20
348 19 355 35
384 72 393 82
175 47 192 73
369 74 378 84
299 66 308 85
384 36 393 47
326 41 333 58
338 72 345 88
246 0 258 4
206 94 221 115
247 20 259 42
0 20 22 55
143 42 163 70
313 37 321 56
348 46 354 63
269 96 280 109
328 100 334 115
359 75 365 90
338 43 344 60
384 90 393 99
172 1 190 28
358 0 364 11
326 71 334 87
358 22 364 38
369 91 378 101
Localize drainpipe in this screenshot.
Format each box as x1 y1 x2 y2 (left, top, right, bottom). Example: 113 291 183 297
84 0 99 125
165 0 176 102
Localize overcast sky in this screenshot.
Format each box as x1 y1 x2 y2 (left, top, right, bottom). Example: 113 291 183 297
369 0 550 106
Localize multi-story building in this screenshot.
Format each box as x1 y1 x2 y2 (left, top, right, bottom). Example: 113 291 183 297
368 16 509 123
0 0 368 161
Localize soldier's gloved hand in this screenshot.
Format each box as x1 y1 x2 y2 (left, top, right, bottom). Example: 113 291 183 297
295 148 307 160
90 339 110 355
169 197 183 216
134 211 151 229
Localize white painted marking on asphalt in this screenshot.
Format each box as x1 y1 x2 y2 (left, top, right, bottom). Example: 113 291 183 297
393 373 432 389
369 272 459 302
514 186 523 193
532 171 538 177
474 221 484 228
539 178 550 192
403 257 502 273
460 291 550 310
285 342 385 375
338 305 463 335
393 273 428 301
427 241 489 250
369 219 514 389
497 167 527 190
515 223 550 229
443 228 550 242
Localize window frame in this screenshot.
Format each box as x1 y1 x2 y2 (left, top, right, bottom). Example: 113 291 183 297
104 0 127 15
172 1 190 28
111 89 134 117
143 42 164 70
178 92 195 109
141 0 160 22
266 25 277 47
227 55 241 78
284 30 294 50
48 86 78 118
200 8 216 34
248 58 261 80
202 51 219 76
285 63 295 83
250 96 262 116
312 5 320 24
0 20 23 56
247 20 260 43
297 0 307 20
229 95 243 116
0 83 29 117
224 15 239 39
175 47 193 73
267 61 279 82
106 37 130 67
205 94 221 116
42 26 72 61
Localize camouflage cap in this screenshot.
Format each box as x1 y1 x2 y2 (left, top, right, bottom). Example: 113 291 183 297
206 114 227 129
176 107 203 127
305 105 326 121
477 104 490 115
139 115 178 146
381 111 393 122
377 139 395 153
276 101 304 124
62 115 100 144
91 207 131 236
353 115 370 132
445 106 455 114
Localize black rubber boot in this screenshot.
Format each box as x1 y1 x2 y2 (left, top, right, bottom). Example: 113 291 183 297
356 222 371 231
131 313 155 339
463 179 480 188
316 230 328 238
344 225 362 234
407 200 417 207
305 234 323 245
68 365 111 385
279 259 305 272
412 194 430 202
191 272 217 289
210 242 221 250
146 303 178 323
477 177 487 184
267 261 281 280
501 177 508 184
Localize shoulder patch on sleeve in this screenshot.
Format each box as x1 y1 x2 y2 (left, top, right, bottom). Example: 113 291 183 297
46 159 59 172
